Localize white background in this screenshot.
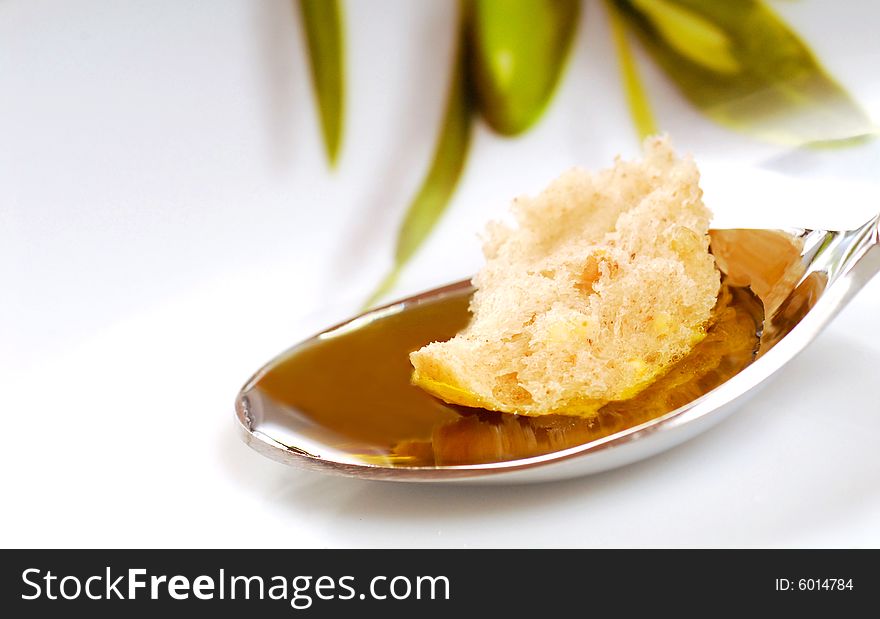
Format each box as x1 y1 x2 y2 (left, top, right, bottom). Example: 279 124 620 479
2 0 880 547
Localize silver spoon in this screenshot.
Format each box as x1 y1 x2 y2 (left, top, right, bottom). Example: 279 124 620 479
235 215 880 484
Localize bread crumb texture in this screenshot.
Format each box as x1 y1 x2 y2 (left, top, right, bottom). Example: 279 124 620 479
410 136 721 416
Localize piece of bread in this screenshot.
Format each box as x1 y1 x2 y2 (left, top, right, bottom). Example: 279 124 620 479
409 136 721 417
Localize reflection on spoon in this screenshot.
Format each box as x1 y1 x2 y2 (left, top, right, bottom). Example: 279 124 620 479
236 219 880 483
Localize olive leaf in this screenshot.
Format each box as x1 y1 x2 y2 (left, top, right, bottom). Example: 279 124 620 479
364 30 473 308
299 0 344 165
613 0 873 144
467 0 580 136
607 0 658 139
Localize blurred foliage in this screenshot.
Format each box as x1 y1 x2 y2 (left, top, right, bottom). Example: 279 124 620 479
608 0 658 138
468 0 580 135
364 24 473 308
294 1 871 304
613 0 871 145
299 0 344 166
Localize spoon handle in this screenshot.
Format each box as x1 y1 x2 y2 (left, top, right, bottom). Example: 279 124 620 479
840 213 880 288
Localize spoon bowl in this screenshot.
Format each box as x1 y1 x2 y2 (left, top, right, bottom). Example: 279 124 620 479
235 216 880 483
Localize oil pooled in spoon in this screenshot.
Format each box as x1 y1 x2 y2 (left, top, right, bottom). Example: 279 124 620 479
254 279 763 467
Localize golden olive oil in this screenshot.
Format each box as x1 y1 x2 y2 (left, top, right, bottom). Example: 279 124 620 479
255 279 762 467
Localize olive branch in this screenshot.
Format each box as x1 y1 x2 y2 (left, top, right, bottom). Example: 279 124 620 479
297 0 871 306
